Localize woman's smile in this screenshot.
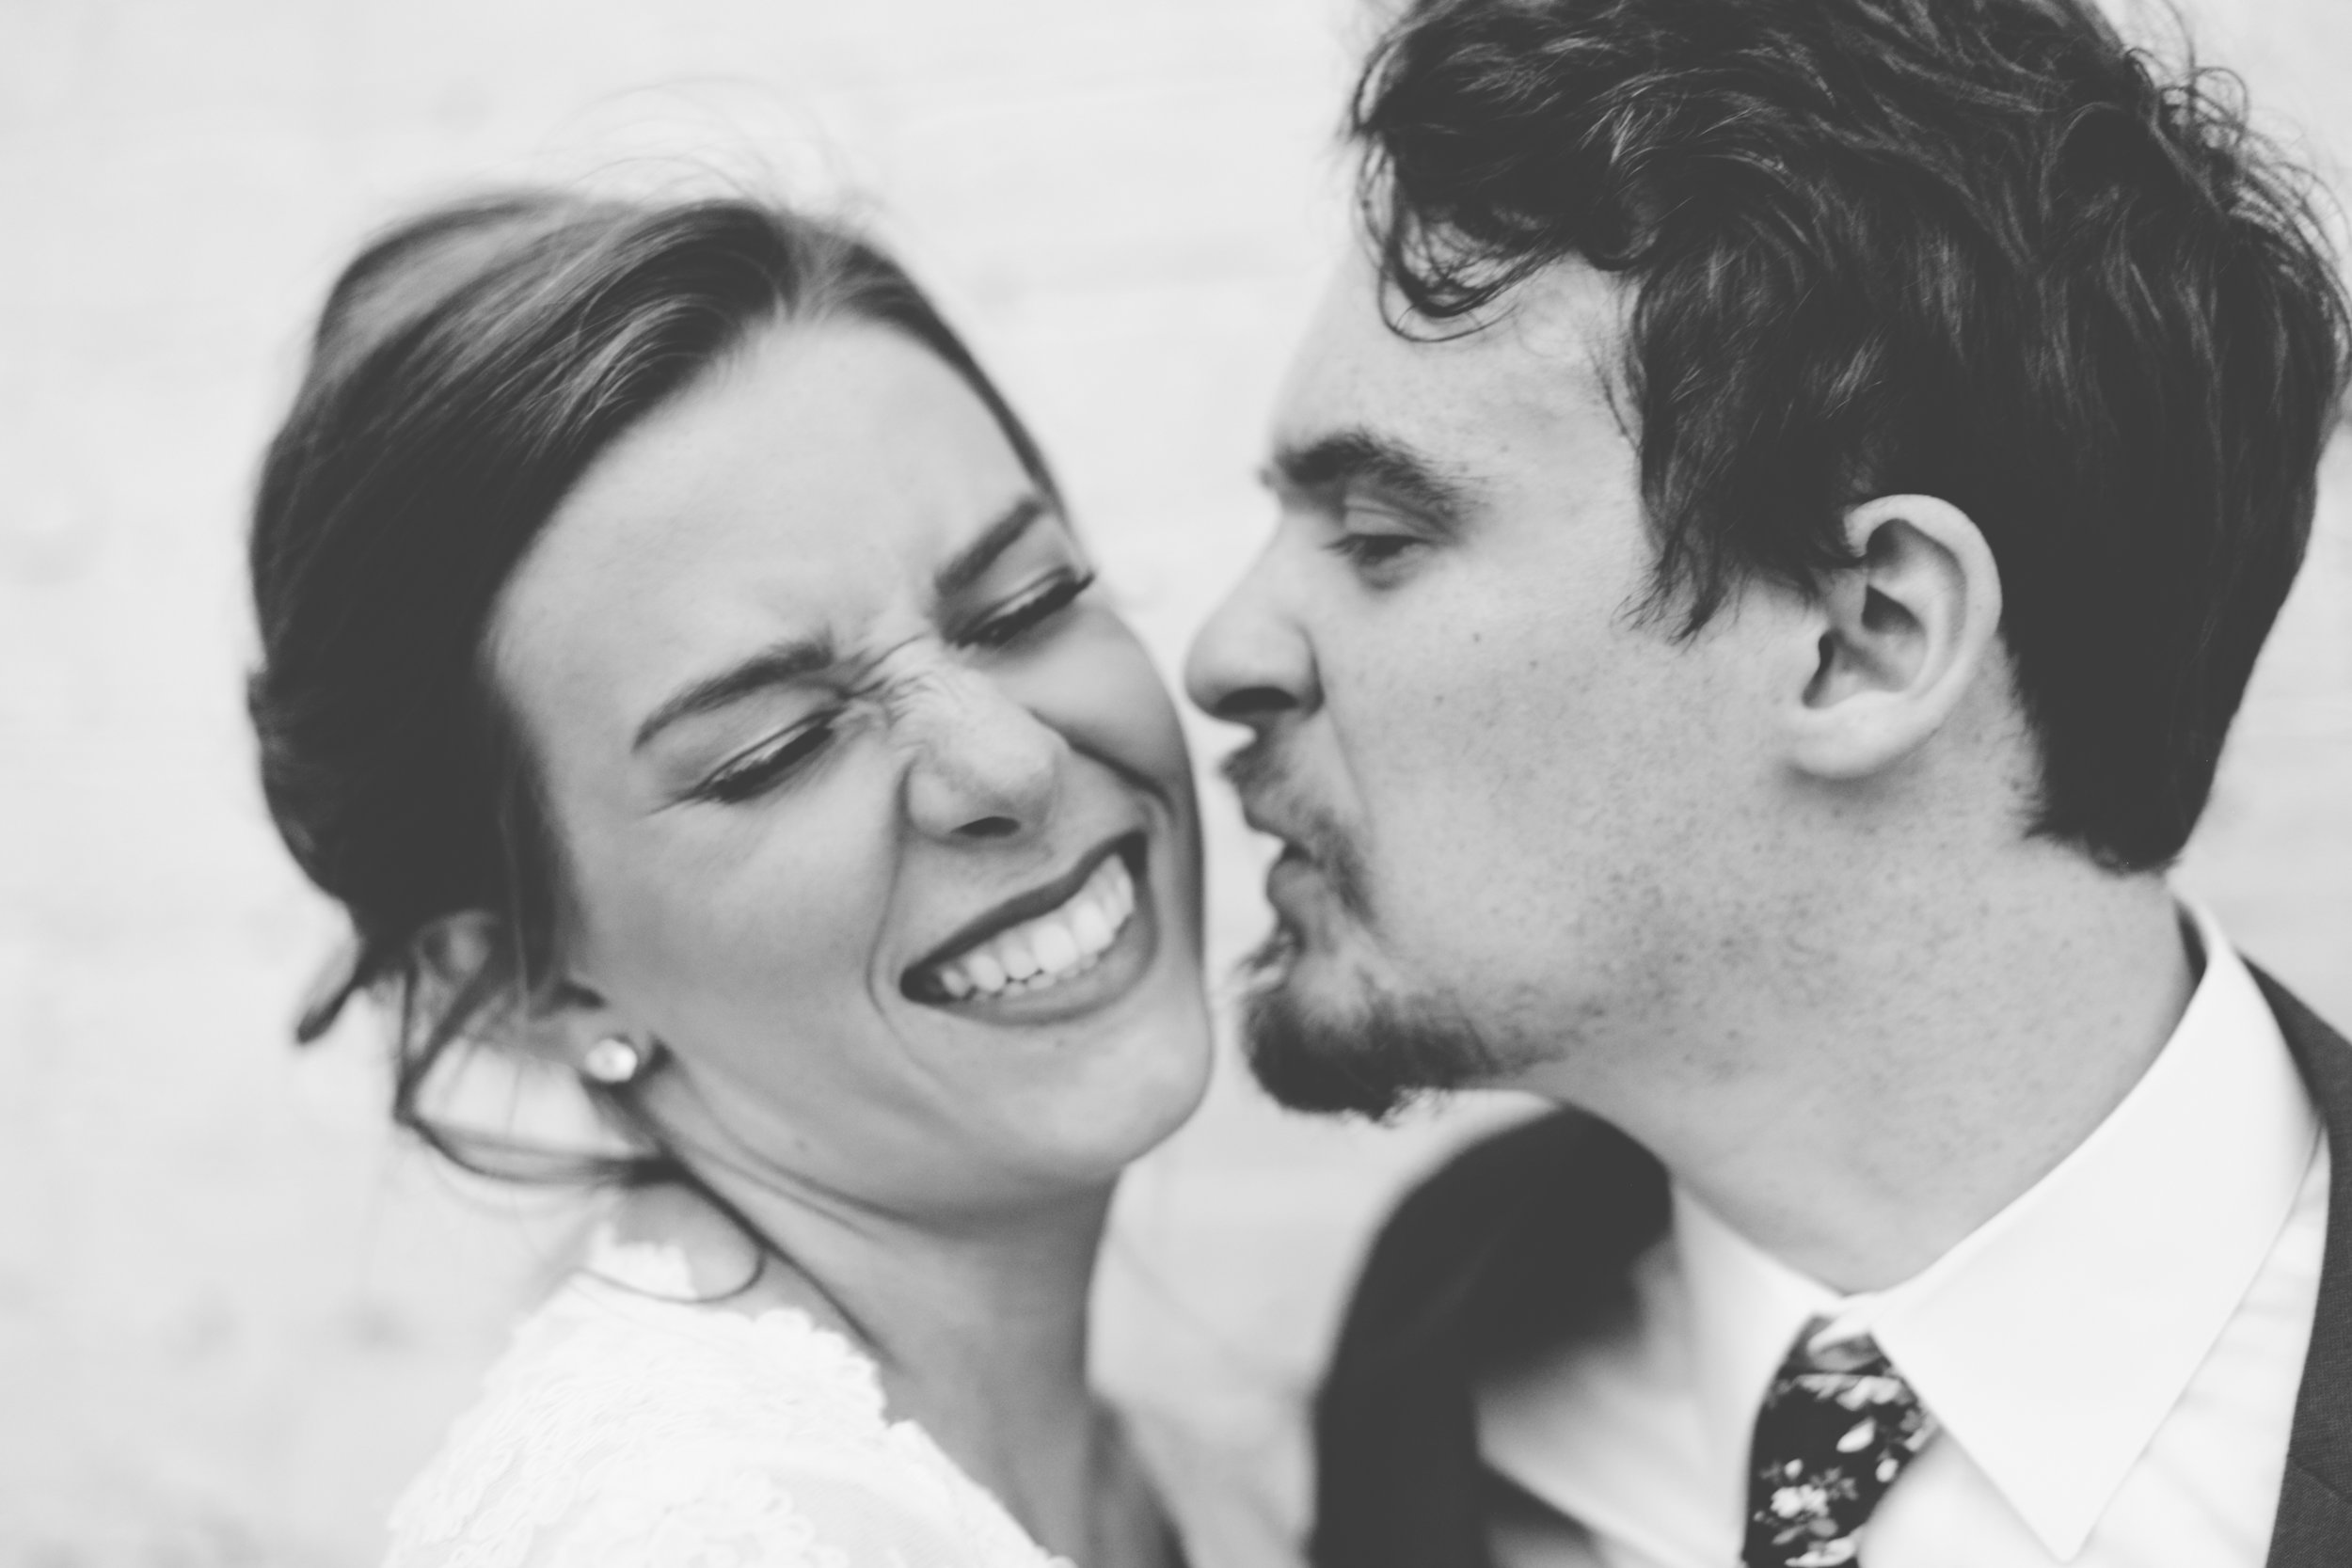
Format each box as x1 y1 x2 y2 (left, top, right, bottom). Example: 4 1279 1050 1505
481 312 1211 1204
253 190 1213 1568
902 831 1160 1024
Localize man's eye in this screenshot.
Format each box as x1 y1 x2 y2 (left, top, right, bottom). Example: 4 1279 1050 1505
1319 496 1433 581
961 570 1096 650
1324 524 1433 584
1328 532 1423 567
697 719 837 803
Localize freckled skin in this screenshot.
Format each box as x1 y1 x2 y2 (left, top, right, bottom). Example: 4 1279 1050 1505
492 321 1211 1221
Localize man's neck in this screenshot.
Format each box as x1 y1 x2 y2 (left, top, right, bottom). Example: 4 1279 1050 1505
1531 862 2197 1293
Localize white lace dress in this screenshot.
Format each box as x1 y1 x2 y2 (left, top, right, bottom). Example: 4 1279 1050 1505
383 1234 1075 1568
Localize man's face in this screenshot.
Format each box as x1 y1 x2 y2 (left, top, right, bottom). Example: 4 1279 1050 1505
1184 253 1788 1117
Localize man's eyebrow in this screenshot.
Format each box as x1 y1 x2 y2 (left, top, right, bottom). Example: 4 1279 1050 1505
933 494 1053 601
1263 430 1480 523
631 633 838 753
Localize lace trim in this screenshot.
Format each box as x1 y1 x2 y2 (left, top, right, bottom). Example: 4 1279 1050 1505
384 1231 1072 1568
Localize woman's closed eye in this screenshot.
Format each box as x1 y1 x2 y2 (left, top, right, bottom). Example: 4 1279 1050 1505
695 715 840 804
957 568 1097 651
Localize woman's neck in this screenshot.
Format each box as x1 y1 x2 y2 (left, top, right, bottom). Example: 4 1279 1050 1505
611 1177 1166 1567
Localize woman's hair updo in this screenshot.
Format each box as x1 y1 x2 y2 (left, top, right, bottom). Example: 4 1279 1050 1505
248 191 1057 1175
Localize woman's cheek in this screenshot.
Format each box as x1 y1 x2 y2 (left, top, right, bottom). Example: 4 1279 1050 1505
591 751 903 1035
704 763 900 977
1040 613 1193 784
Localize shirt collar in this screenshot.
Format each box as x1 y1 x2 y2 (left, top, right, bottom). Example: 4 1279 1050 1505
1676 902 2318 1560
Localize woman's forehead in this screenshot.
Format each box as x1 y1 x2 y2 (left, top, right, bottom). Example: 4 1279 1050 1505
568 322 1025 560
492 319 1041 738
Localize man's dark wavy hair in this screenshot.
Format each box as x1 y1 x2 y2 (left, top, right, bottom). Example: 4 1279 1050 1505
1352 0 2350 870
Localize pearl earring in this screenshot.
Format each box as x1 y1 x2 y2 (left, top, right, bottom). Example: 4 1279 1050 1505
580 1035 648 1085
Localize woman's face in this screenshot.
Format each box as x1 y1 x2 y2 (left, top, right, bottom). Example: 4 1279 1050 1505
489 318 1211 1217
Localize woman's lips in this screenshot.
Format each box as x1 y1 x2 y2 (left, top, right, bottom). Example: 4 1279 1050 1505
904 836 1162 1025
901 832 1152 1006
907 848 1136 1002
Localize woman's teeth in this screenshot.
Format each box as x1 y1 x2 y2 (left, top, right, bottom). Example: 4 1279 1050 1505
924 853 1136 1002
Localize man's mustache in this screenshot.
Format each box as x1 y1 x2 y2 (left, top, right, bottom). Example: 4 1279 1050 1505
1217 736 1375 922
1218 733 1283 799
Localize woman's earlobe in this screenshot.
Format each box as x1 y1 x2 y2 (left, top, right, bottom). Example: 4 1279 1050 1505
407 910 635 1067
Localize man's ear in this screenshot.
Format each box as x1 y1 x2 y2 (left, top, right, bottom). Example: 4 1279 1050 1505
1785 494 2003 781
410 910 629 1070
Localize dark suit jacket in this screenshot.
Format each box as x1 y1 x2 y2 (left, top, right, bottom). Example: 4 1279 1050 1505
1311 970 2352 1568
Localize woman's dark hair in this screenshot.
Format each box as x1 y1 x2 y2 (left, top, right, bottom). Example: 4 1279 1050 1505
1352 0 2350 870
248 190 1058 1180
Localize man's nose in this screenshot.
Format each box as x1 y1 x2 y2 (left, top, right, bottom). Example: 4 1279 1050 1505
898 662 1067 844
1184 534 1321 728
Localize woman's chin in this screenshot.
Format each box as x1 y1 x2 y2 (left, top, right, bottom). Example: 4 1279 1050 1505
894 829 1215 1180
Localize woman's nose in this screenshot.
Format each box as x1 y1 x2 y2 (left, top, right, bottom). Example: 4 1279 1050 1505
898 663 1067 844
1184 535 1321 730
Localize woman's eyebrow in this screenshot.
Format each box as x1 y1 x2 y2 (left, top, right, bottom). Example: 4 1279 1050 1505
932 494 1052 600
629 495 1053 755
631 632 839 753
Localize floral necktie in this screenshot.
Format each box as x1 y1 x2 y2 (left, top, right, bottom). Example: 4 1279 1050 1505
1742 1315 1939 1567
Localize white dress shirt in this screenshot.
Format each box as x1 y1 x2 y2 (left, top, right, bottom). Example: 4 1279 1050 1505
1479 903 2329 1567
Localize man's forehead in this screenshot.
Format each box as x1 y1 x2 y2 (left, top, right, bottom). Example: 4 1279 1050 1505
1271 251 1627 454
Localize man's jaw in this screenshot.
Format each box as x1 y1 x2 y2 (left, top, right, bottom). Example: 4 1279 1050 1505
1218 737 1507 1115
1237 922 1513 1120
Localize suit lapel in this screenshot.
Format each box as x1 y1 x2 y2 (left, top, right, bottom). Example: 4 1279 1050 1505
1314 973 2352 1568
2255 969 2352 1567
1310 1110 1668 1568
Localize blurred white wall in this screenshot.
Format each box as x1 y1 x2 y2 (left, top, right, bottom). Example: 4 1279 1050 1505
0 0 2344 1562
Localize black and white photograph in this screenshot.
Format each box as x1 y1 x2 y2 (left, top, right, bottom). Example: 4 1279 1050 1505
3 0 2349 1564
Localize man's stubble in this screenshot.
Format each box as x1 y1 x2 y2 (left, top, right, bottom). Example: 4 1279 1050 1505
1224 736 1526 1118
